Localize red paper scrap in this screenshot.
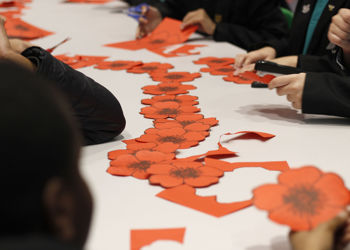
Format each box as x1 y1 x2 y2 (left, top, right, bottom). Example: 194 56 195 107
193 57 235 66
5 18 54 40
253 166 350 231
130 228 186 250
105 18 197 51
205 158 290 172
157 184 253 217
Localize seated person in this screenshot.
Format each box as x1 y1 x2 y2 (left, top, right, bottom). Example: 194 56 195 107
268 8 350 118
235 0 350 70
1 63 349 250
135 0 289 50
0 61 92 250
0 16 126 145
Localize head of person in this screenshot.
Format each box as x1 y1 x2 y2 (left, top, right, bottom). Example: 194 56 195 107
0 61 92 247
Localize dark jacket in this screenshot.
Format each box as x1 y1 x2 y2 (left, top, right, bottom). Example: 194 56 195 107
143 0 289 50
298 52 350 118
0 235 80 250
22 47 126 145
268 0 349 57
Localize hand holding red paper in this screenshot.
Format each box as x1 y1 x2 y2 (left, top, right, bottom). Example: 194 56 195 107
268 73 306 109
136 6 162 39
328 8 350 52
181 8 216 35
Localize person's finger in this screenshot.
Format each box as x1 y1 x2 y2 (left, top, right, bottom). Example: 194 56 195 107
326 209 349 232
292 101 301 109
182 11 197 28
275 84 293 96
234 54 247 68
329 22 350 41
268 74 296 89
234 64 255 75
182 16 201 30
243 52 264 65
286 94 296 102
331 15 350 34
338 8 350 25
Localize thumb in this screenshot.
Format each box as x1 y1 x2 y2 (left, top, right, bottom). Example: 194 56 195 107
325 209 349 232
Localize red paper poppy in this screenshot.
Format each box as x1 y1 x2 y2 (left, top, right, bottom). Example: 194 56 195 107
140 101 200 119
223 74 253 84
141 95 198 106
5 18 54 40
142 82 196 95
94 60 142 70
239 71 275 84
253 166 350 231
150 72 201 83
200 65 235 75
148 160 224 188
136 127 206 149
154 114 216 132
54 54 108 69
108 150 175 179
193 57 235 66
127 62 174 74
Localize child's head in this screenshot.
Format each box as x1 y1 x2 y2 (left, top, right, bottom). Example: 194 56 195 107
0 61 92 247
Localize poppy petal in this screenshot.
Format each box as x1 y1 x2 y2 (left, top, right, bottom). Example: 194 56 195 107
147 164 174 174
185 176 219 187
110 154 138 167
137 134 159 143
108 149 134 160
154 142 179 153
132 170 150 180
279 166 322 187
253 184 288 210
150 175 183 188
199 167 224 177
136 150 168 162
185 123 210 131
107 166 134 176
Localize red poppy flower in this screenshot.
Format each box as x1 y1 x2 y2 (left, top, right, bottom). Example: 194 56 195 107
142 82 196 95
239 71 276 84
223 74 253 84
122 139 179 154
127 62 174 74
148 160 224 188
108 150 175 179
94 60 142 70
140 101 200 119
136 127 206 149
200 65 235 75
141 95 198 106
150 72 201 83
154 114 217 132
253 166 350 231
193 57 235 66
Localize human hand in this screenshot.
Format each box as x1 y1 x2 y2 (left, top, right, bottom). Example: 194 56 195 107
268 73 306 109
9 39 33 54
328 8 350 53
181 8 216 35
136 6 162 39
289 207 350 250
234 46 277 69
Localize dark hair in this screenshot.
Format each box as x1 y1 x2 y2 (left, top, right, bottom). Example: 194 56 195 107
0 61 81 235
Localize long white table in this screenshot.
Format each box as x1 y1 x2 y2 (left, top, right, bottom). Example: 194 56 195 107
23 1 350 249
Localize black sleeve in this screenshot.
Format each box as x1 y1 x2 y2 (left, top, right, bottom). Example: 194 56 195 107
21 47 126 145
302 72 350 118
213 0 289 50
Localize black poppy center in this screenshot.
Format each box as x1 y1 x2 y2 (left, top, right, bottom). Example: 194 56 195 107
170 167 200 178
158 108 178 115
159 136 185 144
128 161 151 171
15 24 29 31
111 63 127 67
150 39 165 44
165 74 184 80
159 86 178 91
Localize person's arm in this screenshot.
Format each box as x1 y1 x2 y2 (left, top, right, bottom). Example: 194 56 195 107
213 0 288 50
21 47 126 145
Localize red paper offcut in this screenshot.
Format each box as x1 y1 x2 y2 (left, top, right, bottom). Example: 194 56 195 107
150 44 206 57
204 158 290 172
54 54 108 69
5 18 53 40
130 228 186 250
105 18 197 52
253 166 350 231
46 37 71 53
157 184 253 217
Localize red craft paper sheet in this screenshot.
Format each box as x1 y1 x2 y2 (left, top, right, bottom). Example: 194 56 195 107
205 158 290 172
105 18 197 51
5 18 54 40
130 228 186 250
157 184 253 217
253 166 350 231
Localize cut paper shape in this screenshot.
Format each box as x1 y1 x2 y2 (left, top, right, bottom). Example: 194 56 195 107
142 95 199 106
223 74 253 84
54 54 108 69
94 60 142 70
140 101 200 119
233 131 275 140
157 184 253 217
148 160 224 188
240 71 276 84
105 18 197 51
5 18 53 40
154 114 213 132
253 166 350 231
127 62 174 74
204 158 290 172
169 44 206 56
150 71 201 83
108 150 175 180
200 65 235 75
136 127 206 149
130 228 186 250
142 82 196 95
193 57 235 66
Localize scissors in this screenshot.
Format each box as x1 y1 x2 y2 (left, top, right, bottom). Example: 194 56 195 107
114 3 149 22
